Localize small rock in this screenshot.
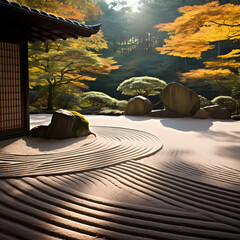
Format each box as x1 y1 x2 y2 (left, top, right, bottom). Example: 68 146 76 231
210 109 231 119
125 96 152 116
193 108 209 119
149 109 182 118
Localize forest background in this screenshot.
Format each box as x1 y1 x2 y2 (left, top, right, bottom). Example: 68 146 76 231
15 0 240 112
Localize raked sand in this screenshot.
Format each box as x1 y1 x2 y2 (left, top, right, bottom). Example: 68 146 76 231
0 114 239 239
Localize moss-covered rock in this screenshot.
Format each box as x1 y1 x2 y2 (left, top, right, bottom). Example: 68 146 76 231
70 111 91 137
29 109 92 139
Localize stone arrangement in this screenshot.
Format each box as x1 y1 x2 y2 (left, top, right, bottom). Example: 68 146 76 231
150 83 231 119
29 109 91 139
193 105 231 119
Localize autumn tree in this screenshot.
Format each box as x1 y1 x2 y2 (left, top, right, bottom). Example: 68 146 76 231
29 41 98 109
155 1 240 97
15 0 102 21
155 1 240 59
16 0 119 110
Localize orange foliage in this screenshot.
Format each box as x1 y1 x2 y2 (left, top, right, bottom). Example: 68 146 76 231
180 68 234 82
218 49 240 59
58 5 85 20
69 82 89 89
155 1 240 59
204 60 240 69
15 0 102 21
81 56 120 75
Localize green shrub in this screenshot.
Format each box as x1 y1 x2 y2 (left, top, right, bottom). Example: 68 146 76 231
231 115 240 120
111 100 128 110
198 95 212 108
79 91 118 108
212 96 237 113
59 94 80 109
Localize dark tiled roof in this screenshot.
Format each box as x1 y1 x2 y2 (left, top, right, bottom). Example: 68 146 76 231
0 0 101 42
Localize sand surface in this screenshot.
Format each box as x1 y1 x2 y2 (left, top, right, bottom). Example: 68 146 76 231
0 114 239 239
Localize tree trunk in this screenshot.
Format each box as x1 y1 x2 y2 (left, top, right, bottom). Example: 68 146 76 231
48 84 55 110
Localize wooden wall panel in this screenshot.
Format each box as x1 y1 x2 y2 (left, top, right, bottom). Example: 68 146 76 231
0 42 26 138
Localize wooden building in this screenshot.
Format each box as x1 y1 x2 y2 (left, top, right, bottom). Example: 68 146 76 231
0 0 100 139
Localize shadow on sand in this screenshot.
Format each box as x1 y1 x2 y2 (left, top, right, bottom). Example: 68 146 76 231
0 135 92 154
160 118 215 132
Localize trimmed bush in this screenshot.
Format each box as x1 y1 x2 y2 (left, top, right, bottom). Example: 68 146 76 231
79 91 118 108
117 76 167 98
199 95 212 108
212 96 237 113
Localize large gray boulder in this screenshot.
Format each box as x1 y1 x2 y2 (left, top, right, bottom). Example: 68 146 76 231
161 83 200 116
125 96 152 116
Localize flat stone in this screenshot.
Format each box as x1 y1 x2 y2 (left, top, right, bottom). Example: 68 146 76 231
149 109 182 118
203 105 221 112
161 82 200 116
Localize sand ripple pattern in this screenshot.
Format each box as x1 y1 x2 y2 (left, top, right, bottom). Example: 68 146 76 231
164 159 240 186
0 126 162 178
0 161 239 240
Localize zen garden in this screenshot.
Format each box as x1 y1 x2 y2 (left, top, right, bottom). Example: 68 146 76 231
0 1 240 240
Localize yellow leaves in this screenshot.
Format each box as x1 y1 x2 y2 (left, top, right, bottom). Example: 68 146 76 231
218 49 240 59
66 31 108 51
204 60 240 69
66 0 102 21
58 5 85 20
156 36 214 59
81 55 120 75
16 0 101 22
180 68 234 82
155 1 240 59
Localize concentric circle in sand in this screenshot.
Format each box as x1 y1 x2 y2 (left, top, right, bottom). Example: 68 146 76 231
0 126 162 178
